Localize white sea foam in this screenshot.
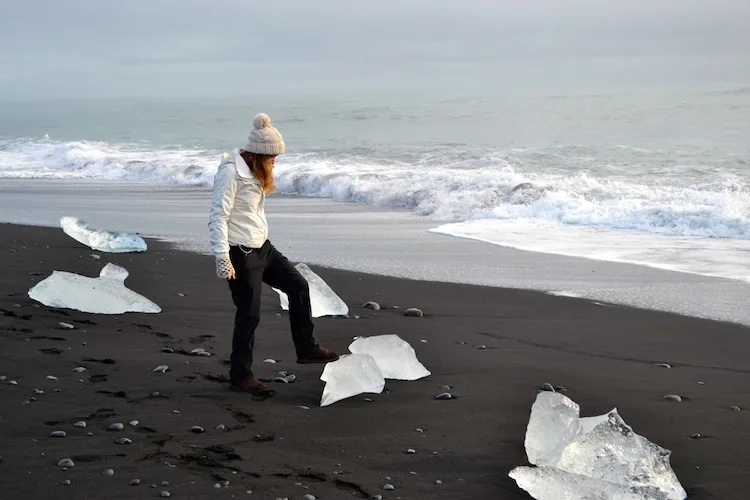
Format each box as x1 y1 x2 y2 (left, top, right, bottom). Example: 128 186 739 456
431 219 750 283
0 138 216 185
2 137 749 283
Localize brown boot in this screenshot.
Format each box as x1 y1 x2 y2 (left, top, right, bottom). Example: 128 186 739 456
229 378 275 399
297 347 340 364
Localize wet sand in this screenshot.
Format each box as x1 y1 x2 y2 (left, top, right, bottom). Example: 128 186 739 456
1 223 749 499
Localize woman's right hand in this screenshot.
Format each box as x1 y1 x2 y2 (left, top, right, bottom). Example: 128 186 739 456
215 254 236 280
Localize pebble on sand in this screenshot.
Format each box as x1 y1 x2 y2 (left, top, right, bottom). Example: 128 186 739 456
50 431 66 438
406 448 416 454
153 365 169 373
129 420 139 427
663 394 682 403
730 406 742 411
191 426 205 434
109 423 125 431
476 345 487 350
262 359 277 364
57 458 74 468
46 375 58 380
654 363 672 368
129 479 141 486
57 322 75 330
435 392 454 400
34 389 44 395
72 367 86 372
62 480 71 486
114 437 132 445
303 495 317 500
363 301 381 311
435 480 443 485
216 424 227 430
160 481 170 487
382 484 395 491
404 308 424 317
102 469 115 477
0 376 6 382
160 492 171 498
73 421 87 428
162 348 175 353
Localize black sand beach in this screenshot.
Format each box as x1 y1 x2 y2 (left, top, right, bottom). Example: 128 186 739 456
1 223 749 500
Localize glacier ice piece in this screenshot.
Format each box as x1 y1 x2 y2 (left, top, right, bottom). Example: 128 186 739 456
556 411 687 500
580 412 614 435
525 391 583 466
28 263 161 314
61 216 147 253
509 466 670 500
319 354 385 407
519 392 686 500
348 334 430 381
273 263 348 318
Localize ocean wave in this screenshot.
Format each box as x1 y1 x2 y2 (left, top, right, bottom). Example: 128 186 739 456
2 137 749 241
0 138 217 185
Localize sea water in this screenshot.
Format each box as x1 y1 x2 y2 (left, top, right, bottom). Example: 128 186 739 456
1 87 748 283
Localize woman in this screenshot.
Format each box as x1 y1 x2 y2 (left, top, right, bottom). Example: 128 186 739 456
208 113 339 398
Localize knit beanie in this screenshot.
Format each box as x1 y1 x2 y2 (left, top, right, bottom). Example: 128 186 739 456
244 113 285 156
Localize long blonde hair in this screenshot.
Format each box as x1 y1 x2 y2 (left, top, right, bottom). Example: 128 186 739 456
240 151 275 194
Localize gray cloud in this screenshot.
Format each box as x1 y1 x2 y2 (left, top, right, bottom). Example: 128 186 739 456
2 0 749 99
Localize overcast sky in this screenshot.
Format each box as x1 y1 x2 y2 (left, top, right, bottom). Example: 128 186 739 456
2 0 749 99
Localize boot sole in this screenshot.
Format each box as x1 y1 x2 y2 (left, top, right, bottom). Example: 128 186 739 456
229 385 275 400
296 356 340 365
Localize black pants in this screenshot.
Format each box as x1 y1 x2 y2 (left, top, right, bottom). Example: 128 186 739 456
227 241 318 382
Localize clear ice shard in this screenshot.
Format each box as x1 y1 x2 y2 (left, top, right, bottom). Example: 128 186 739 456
348 334 430 380
524 391 583 466
28 263 161 314
273 263 348 318
60 216 147 253
556 411 687 500
513 392 686 500
319 354 385 407
509 466 670 500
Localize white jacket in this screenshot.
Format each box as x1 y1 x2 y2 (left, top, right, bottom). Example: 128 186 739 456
208 149 268 256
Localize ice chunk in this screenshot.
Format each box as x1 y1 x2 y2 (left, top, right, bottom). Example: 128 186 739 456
509 466 670 500
525 391 583 466
273 263 348 318
319 354 384 407
556 411 687 500
580 411 614 435
519 392 686 500
28 263 161 314
348 334 430 380
61 216 147 253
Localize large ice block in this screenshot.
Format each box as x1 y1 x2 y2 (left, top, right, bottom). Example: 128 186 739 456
524 391 583 466
348 334 430 380
518 392 686 500
28 263 161 314
557 411 687 500
273 263 348 318
61 216 147 253
509 466 670 500
319 354 385 407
